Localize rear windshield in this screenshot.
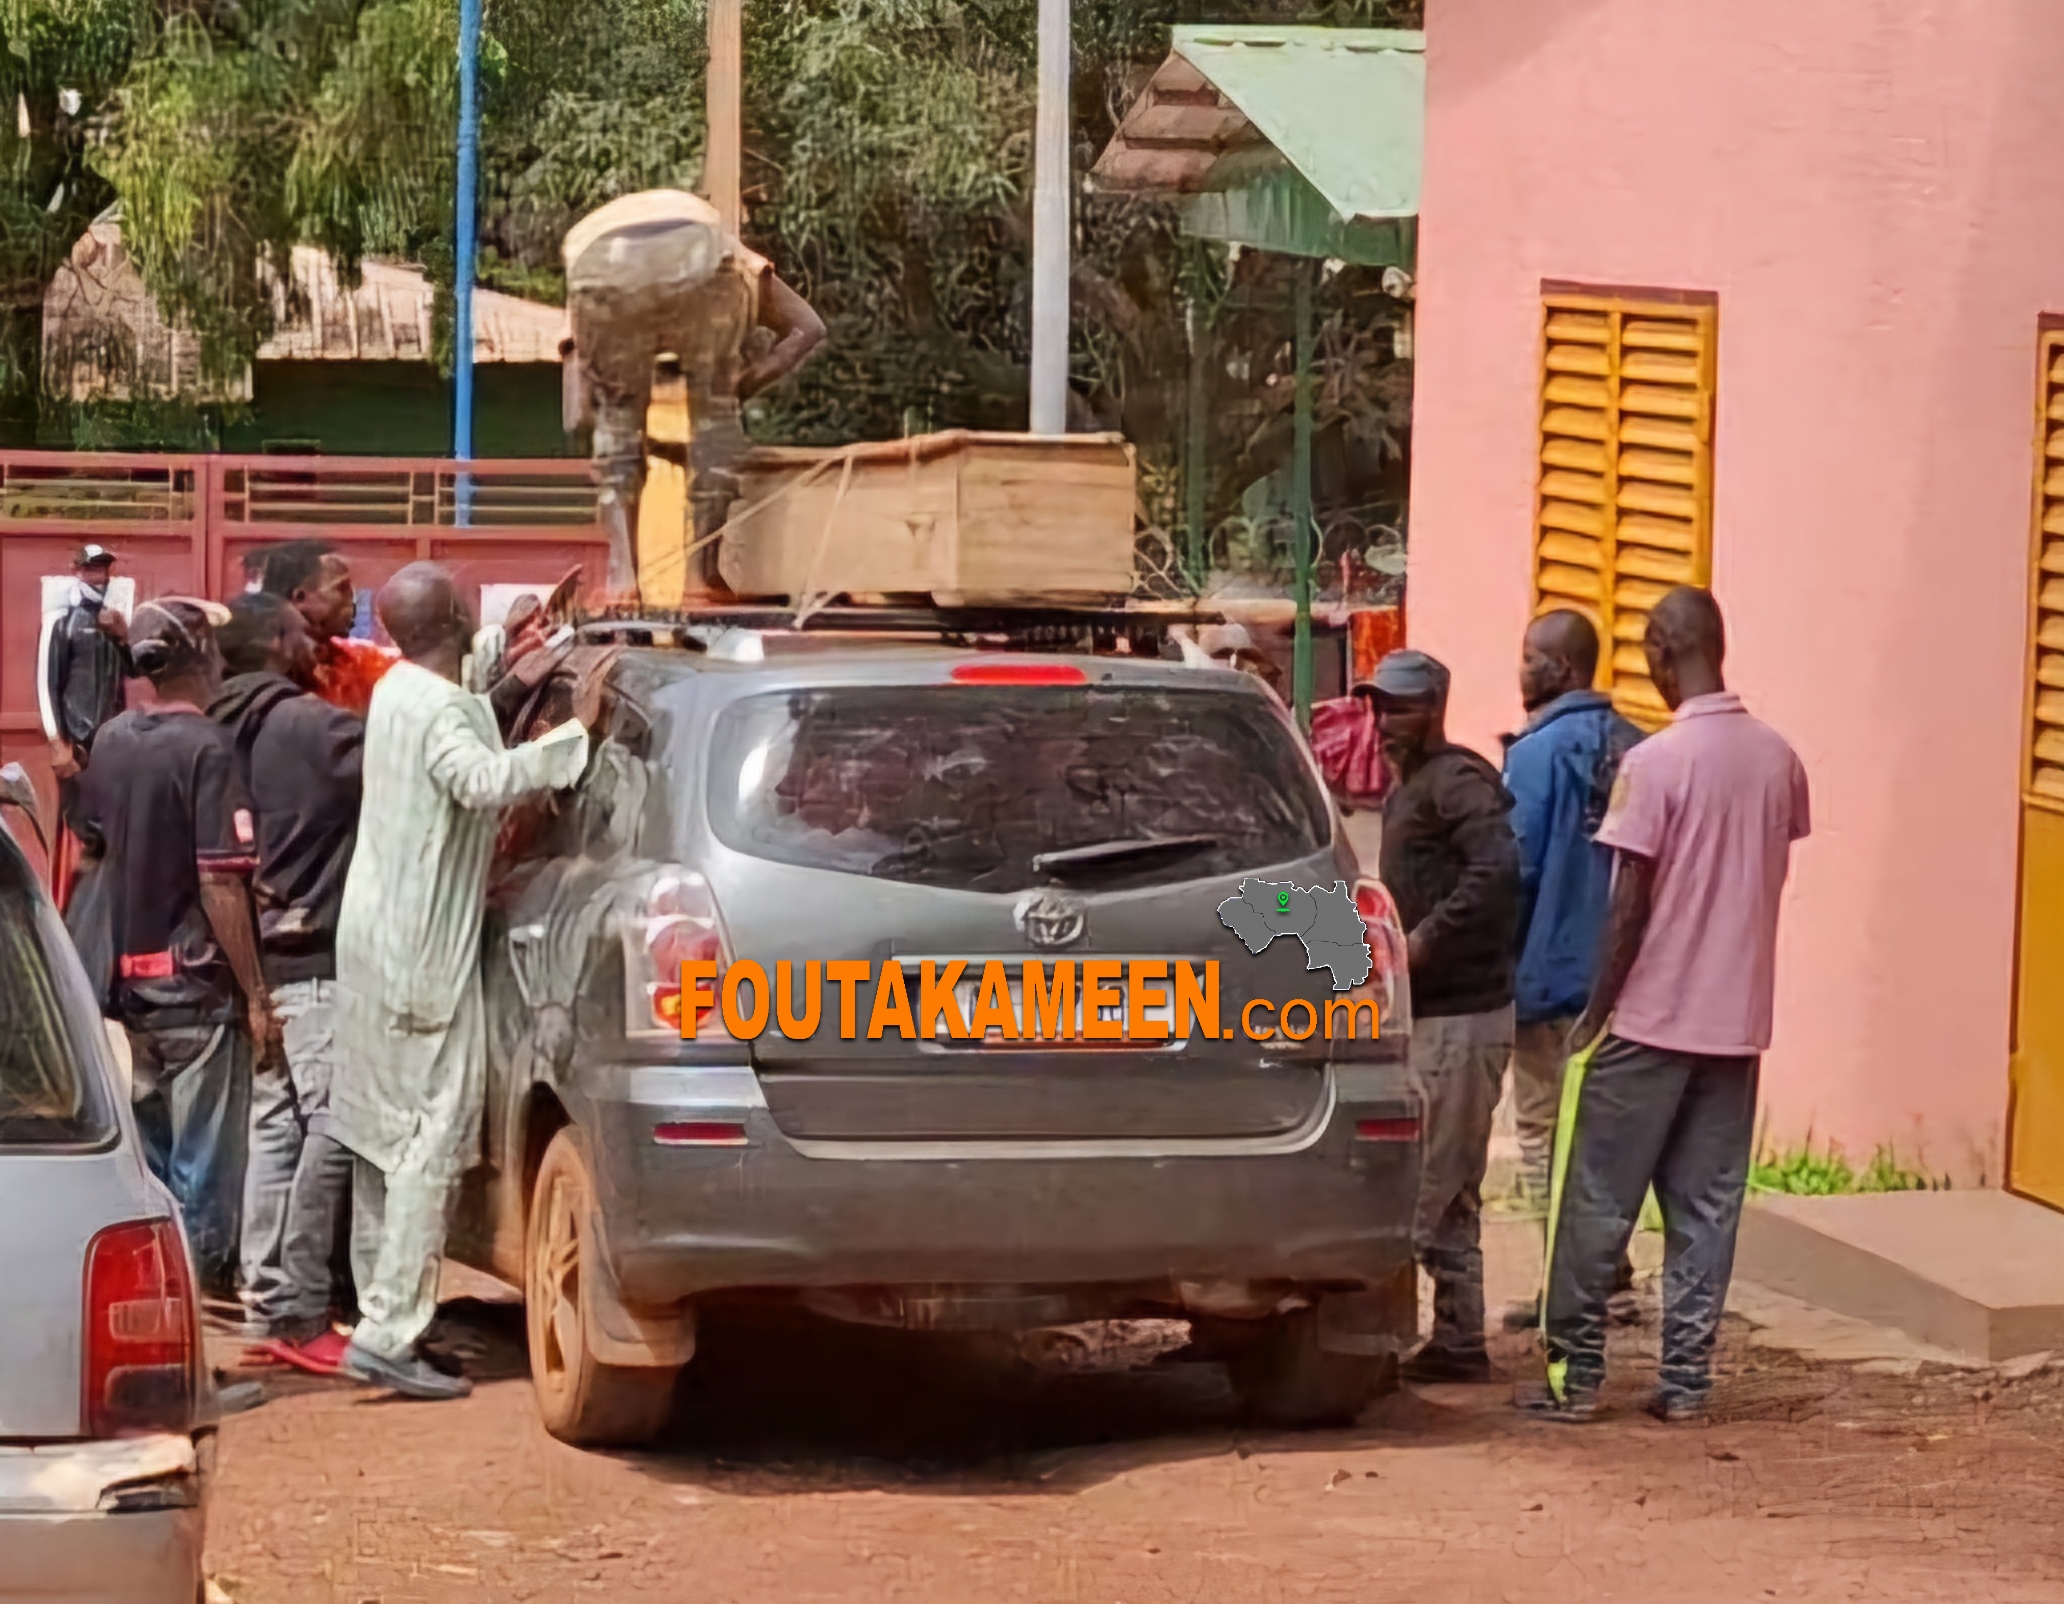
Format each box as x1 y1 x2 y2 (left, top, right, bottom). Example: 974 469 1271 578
707 682 1331 894
0 869 113 1148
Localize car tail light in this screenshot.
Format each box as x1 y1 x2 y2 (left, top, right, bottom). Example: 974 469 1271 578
1343 877 1413 1040
949 661 1087 685
83 1219 197 1438
1355 1116 1421 1143
653 1121 750 1147
623 870 736 1040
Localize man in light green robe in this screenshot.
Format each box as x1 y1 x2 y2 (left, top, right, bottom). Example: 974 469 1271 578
332 565 588 1399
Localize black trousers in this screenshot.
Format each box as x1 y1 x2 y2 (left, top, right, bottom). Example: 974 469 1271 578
1544 1034 1759 1399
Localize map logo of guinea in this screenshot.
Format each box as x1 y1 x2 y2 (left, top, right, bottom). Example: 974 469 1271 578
1216 878 1373 992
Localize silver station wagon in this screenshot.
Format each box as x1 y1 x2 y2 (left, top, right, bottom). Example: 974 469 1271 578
453 625 1421 1446
0 767 211 1604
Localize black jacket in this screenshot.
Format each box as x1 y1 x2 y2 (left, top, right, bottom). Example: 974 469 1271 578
1379 743 1522 1019
46 593 130 752
210 673 365 985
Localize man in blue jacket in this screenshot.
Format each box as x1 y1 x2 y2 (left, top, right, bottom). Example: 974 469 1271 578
1501 611 1642 1325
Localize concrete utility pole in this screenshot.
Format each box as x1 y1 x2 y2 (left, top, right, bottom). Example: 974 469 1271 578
706 0 743 235
1028 0 1071 435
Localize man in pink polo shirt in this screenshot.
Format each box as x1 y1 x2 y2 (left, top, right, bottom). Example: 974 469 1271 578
1522 586 1809 1423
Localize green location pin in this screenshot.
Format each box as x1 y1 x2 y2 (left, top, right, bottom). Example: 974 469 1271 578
1276 889 1291 914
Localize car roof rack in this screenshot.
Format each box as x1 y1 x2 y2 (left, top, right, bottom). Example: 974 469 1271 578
577 600 1223 657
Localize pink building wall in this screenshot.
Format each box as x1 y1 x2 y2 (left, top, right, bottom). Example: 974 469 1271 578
1410 0 2064 1183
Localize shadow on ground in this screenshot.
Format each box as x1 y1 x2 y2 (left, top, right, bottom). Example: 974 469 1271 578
494 1303 1514 1496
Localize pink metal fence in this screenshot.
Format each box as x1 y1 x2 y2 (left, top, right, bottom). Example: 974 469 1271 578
1 451 604 864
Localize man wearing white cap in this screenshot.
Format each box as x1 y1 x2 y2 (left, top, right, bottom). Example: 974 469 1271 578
44 542 132 845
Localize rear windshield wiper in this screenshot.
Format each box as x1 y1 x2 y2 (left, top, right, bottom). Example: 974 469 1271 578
1031 834 1220 880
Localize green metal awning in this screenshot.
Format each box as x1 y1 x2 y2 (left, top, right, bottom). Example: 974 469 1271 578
1092 25 1423 261
1178 167 1415 267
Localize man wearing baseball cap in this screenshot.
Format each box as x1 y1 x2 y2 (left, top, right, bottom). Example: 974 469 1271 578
1368 648 1522 1386
78 596 281 1295
43 543 132 846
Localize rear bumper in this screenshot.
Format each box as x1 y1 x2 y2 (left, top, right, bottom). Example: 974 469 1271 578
0 1434 206 1604
584 1062 1421 1311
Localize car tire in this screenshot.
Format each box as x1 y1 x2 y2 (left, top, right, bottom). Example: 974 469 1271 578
1228 1306 1398 1430
526 1129 681 1447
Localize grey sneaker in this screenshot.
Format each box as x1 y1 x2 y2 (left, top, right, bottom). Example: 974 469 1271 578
339 1338 473 1401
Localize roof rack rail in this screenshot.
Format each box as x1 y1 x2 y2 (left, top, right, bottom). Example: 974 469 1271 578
577 600 1223 656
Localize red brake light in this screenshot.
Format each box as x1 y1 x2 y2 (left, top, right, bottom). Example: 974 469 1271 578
653 1121 749 1147
1355 1117 1420 1143
1343 876 1413 1040
83 1219 197 1438
949 661 1087 685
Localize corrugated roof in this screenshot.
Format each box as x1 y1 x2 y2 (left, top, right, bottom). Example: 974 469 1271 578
42 211 564 405
1092 26 1423 224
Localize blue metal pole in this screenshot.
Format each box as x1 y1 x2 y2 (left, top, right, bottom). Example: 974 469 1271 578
1292 259 1315 732
452 0 481 524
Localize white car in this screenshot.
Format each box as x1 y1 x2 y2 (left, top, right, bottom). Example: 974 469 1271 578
0 765 211 1604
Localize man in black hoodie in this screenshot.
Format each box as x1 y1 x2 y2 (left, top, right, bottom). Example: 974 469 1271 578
1371 649 1521 1386
213 593 364 1369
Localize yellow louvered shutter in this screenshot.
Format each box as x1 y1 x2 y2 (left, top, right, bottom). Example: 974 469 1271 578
2029 329 2064 808
1534 292 1718 728
2011 327 2064 1207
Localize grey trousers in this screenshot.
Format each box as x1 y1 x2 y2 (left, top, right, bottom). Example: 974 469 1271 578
240 1063 301 1308
247 981 357 1338
1509 1015 1576 1206
1544 1034 1759 1398
1411 1005 1515 1359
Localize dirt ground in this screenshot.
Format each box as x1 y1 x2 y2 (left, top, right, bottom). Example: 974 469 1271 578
204 1223 2064 1604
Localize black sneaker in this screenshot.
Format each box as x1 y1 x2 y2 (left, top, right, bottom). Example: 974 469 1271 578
1645 1388 1708 1424
1401 1345 1495 1385
339 1339 473 1401
1501 1296 1542 1333
1512 1378 1601 1422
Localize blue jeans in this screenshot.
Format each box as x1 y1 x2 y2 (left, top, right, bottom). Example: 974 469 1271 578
250 980 357 1339
128 1020 250 1294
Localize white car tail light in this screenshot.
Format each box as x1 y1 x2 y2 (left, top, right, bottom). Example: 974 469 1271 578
1348 877 1413 1040
622 869 737 1041
83 1219 198 1438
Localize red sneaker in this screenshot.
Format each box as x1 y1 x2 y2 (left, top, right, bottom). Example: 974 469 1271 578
260 1329 350 1377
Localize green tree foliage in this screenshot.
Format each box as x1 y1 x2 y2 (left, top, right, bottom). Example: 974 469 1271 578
95 0 460 378
0 0 149 429
6 0 1422 588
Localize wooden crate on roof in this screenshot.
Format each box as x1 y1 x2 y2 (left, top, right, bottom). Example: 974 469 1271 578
715 430 1138 608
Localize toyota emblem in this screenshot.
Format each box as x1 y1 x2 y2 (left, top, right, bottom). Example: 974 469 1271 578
1015 891 1087 950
